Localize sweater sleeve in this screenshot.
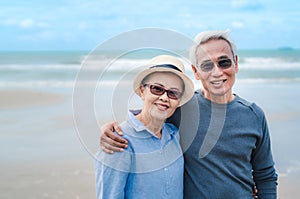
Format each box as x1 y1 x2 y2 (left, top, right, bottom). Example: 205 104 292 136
251 104 278 198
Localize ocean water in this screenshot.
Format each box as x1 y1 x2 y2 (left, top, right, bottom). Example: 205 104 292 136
1 49 300 90
1 50 300 198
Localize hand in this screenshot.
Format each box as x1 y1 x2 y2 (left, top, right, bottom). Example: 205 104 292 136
252 186 258 198
100 122 128 154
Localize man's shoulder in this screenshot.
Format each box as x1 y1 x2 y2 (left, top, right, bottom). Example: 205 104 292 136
236 95 259 107
182 91 202 108
235 95 265 117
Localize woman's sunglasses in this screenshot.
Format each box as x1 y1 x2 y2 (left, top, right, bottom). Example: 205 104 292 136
143 84 183 100
199 58 233 72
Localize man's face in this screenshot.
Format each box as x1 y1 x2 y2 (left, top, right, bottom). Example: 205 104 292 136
192 39 238 103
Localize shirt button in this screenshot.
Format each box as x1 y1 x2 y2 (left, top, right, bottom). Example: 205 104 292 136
164 168 168 171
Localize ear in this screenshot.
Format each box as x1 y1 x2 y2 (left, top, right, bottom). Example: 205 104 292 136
139 85 146 100
234 56 239 73
191 64 201 80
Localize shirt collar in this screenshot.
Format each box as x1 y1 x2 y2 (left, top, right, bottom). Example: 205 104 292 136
126 110 177 140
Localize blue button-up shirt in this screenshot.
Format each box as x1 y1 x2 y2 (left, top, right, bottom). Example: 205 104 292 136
95 111 184 199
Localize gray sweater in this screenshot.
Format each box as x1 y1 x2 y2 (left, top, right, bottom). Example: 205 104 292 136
168 90 278 199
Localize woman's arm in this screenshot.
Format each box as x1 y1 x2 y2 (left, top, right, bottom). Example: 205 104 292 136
95 149 131 198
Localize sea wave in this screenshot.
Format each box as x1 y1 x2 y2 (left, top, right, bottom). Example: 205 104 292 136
239 57 300 70
237 78 300 83
0 64 81 71
0 81 76 88
0 80 134 89
1 56 300 72
1 55 300 89
1 77 300 89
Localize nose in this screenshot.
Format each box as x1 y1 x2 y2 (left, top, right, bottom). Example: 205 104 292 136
159 91 169 101
211 63 223 76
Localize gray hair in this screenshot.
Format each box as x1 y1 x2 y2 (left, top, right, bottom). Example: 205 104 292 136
189 30 237 67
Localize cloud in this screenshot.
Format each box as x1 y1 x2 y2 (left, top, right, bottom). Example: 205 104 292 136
78 21 89 30
20 19 34 28
1 18 50 29
18 30 56 42
231 0 265 11
231 21 244 29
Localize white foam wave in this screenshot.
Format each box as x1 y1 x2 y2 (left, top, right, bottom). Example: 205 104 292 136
2 57 299 72
0 57 194 72
240 57 300 70
0 81 76 88
1 77 299 89
0 64 81 71
237 78 300 83
0 80 134 88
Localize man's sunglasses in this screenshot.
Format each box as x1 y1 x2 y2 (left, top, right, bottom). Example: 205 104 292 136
143 84 183 100
199 58 233 72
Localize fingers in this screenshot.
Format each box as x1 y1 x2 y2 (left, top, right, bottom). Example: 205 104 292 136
101 131 128 151
100 121 128 153
101 143 121 154
103 122 127 143
252 186 258 198
106 129 128 144
101 141 126 153
101 121 124 135
101 145 114 154
113 122 124 136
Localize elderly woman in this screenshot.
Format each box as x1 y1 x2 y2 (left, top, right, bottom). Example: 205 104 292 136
95 55 194 199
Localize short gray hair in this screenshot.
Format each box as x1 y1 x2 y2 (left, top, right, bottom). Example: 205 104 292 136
189 30 237 67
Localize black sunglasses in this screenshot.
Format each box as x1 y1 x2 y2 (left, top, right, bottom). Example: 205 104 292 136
199 58 233 72
143 84 183 100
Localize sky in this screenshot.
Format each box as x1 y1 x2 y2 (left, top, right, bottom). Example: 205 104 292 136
0 0 300 51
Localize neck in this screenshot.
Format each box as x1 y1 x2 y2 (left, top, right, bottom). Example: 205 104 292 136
201 89 235 104
136 112 164 139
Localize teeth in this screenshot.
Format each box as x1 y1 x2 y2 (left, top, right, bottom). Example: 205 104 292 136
212 81 222 85
156 104 169 110
211 80 226 85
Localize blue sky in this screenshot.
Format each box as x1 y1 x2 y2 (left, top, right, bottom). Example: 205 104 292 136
1 0 299 51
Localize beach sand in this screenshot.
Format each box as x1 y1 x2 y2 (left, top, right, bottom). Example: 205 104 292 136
1 84 300 198
0 159 96 199
0 89 98 199
0 90 66 109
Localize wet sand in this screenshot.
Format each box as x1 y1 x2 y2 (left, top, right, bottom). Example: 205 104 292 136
0 90 66 109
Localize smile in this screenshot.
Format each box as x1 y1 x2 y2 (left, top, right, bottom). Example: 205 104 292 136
155 103 170 110
210 79 227 85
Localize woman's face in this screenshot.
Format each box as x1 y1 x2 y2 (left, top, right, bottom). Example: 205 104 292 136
140 72 183 121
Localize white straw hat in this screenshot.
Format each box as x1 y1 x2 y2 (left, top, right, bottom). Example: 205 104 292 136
133 55 194 106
